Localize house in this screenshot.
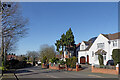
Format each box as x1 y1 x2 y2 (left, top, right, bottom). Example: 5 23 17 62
75 43 81 58
89 32 120 65
78 32 120 65
64 47 75 61
63 43 80 61
78 37 97 64
56 54 63 59
7 53 16 60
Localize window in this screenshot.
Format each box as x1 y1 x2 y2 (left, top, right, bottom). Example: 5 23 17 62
81 45 84 50
113 40 117 47
92 51 94 57
97 43 104 49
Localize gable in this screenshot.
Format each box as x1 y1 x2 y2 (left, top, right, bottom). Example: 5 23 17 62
89 34 109 51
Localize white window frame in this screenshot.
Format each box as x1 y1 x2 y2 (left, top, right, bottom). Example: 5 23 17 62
81 45 84 50
113 40 117 47
97 43 104 49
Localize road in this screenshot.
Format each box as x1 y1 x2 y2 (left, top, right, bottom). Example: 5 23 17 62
14 66 118 78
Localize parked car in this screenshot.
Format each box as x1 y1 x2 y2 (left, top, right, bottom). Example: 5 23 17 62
38 61 41 65
106 60 114 66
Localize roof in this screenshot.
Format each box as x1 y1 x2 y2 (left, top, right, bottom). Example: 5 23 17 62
102 32 120 40
79 37 97 51
7 55 16 60
83 41 89 45
56 54 63 58
95 49 107 55
76 43 81 47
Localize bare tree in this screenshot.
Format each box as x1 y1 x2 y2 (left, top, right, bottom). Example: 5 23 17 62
26 51 39 62
39 44 56 63
0 2 28 67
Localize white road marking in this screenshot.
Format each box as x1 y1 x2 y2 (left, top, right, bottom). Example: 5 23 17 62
45 74 59 78
88 74 105 78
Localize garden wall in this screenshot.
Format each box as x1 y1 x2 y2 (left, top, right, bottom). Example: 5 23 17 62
49 63 64 70
91 64 119 75
49 63 82 71
42 63 48 69
65 64 82 71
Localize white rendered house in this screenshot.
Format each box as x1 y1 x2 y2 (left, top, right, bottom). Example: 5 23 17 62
78 32 120 65
78 37 97 64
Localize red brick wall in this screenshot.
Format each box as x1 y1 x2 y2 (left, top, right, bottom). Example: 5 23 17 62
49 63 82 71
42 64 48 68
65 64 82 71
92 66 118 75
49 64 60 70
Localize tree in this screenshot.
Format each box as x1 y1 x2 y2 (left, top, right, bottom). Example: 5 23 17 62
39 44 56 64
112 49 120 65
26 51 39 62
55 40 61 52
60 33 66 54
65 28 75 51
55 28 75 57
55 33 66 55
1 2 28 67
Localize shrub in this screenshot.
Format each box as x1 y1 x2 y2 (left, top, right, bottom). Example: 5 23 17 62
42 56 47 64
49 57 59 64
6 59 28 69
66 56 77 68
98 54 104 65
112 49 120 65
59 60 65 65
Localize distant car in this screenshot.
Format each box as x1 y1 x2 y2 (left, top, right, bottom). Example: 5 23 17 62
38 61 41 65
106 60 114 66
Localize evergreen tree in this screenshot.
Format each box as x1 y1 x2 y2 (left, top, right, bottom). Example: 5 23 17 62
55 40 61 52
55 28 75 57
65 28 75 50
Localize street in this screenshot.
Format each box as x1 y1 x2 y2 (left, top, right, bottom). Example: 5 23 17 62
14 66 117 78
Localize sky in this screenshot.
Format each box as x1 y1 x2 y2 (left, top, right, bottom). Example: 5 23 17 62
16 2 118 55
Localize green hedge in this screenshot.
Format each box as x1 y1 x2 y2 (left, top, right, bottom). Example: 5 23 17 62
66 56 77 68
112 49 120 65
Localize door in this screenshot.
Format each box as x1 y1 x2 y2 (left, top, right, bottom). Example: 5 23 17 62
87 55 89 64
80 56 86 64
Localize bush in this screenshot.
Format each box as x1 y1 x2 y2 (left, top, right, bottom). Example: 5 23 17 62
49 57 59 64
112 49 120 65
6 59 28 69
66 56 77 68
59 60 65 65
98 54 104 65
94 65 116 70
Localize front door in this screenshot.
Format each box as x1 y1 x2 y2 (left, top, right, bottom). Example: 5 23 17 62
80 56 86 64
